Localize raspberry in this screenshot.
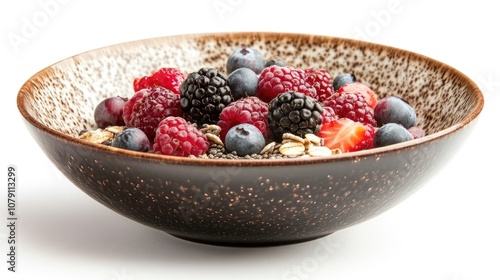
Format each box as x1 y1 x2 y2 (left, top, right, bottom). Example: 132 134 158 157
322 92 376 127
217 96 269 141
124 87 183 138
304 68 334 102
256 65 316 103
153 116 209 157
364 124 377 149
133 67 187 95
321 106 338 124
123 89 148 125
337 82 378 109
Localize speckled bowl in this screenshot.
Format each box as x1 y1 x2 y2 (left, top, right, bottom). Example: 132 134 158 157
17 32 483 246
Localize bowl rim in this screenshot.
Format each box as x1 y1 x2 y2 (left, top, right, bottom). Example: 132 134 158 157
17 31 484 167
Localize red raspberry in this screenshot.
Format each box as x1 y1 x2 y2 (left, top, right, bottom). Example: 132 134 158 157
123 89 148 125
133 67 187 95
304 68 334 102
322 92 377 127
153 116 209 157
124 87 183 138
337 82 378 109
364 123 377 149
256 65 316 102
217 96 269 141
321 106 338 124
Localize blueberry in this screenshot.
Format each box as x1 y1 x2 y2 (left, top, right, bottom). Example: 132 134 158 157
112 128 150 152
265 59 285 67
94 96 127 128
226 46 266 75
227 67 259 100
373 123 413 148
332 73 357 92
374 96 417 128
224 123 265 156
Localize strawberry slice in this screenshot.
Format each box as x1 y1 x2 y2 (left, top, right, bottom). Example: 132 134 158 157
318 118 374 153
337 82 378 109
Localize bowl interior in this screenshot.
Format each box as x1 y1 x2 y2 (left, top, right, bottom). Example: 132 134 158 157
19 32 483 155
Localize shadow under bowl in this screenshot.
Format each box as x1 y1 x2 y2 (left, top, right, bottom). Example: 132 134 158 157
17 32 483 246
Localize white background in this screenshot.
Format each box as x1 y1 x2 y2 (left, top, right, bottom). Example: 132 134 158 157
1 1 499 279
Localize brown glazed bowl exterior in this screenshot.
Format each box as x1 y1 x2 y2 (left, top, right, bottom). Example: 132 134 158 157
17 32 483 246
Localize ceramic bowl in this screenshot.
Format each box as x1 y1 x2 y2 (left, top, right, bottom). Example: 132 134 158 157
17 32 483 246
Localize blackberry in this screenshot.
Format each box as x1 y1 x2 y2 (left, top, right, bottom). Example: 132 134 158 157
268 91 323 140
180 68 233 126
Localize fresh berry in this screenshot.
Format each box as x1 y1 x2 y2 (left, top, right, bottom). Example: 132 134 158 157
217 96 269 141
408 126 425 139
224 123 266 156
180 68 233 126
226 46 266 75
304 68 334 102
256 65 316 103
321 106 338 124
153 116 209 157
374 96 417 128
364 124 377 149
322 92 376 127
124 87 183 138
227 67 259 100
337 82 378 109
332 73 357 92
318 118 375 153
112 128 150 152
94 96 127 128
133 67 187 94
122 89 148 125
373 123 413 148
265 59 285 67
268 91 323 139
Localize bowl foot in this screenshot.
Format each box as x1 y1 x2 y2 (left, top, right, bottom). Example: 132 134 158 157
168 233 333 247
